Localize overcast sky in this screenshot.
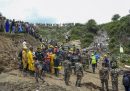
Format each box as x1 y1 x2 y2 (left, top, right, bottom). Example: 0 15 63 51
0 0 130 24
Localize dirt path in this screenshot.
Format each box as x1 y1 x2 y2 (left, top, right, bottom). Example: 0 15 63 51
0 67 125 91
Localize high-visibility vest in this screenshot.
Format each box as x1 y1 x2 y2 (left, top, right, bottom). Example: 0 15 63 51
92 56 96 64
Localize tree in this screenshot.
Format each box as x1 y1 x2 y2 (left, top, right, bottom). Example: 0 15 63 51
86 19 99 34
112 14 120 21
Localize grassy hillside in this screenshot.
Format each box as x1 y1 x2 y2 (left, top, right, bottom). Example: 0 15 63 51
100 14 130 64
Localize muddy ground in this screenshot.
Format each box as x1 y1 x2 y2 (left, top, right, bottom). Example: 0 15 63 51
0 33 125 91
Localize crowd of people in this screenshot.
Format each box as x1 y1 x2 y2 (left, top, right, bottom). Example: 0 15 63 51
0 14 44 42
17 39 130 91
1 13 130 91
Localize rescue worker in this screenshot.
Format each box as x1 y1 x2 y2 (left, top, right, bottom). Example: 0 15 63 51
103 54 109 68
27 47 34 75
81 53 88 71
22 46 28 76
111 68 119 91
35 47 43 64
45 52 51 73
99 62 109 91
54 53 60 77
63 59 72 85
110 57 118 69
75 59 84 87
86 52 91 69
71 52 80 74
50 52 55 74
34 57 45 83
95 52 100 68
91 53 97 73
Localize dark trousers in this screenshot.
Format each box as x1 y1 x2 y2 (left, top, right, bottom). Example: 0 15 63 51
124 86 130 91
54 68 59 76
112 81 118 91
64 72 70 85
101 79 109 91
76 73 82 87
92 64 96 73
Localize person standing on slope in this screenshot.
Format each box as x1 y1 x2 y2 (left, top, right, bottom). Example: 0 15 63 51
99 62 109 91
5 19 10 33
22 46 28 76
75 59 84 87
63 59 72 85
91 53 97 73
27 47 35 76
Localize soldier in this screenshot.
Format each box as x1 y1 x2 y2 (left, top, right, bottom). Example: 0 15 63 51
71 52 79 74
99 62 109 91
75 59 84 87
110 57 118 69
63 59 72 85
111 68 119 91
81 53 88 71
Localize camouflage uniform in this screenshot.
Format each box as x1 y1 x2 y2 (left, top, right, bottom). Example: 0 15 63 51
81 54 89 71
110 57 118 69
71 54 79 74
111 69 119 91
99 66 109 91
63 60 72 85
75 62 84 87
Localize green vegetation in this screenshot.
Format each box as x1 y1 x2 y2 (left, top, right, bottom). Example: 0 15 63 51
101 14 130 54
37 14 130 59
69 19 98 48
37 20 99 48
37 27 68 42
100 14 130 64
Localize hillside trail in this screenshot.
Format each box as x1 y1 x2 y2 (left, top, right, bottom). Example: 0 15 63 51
0 32 125 91
66 31 124 91
86 30 124 91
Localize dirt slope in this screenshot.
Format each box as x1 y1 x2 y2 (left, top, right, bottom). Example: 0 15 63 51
0 33 41 73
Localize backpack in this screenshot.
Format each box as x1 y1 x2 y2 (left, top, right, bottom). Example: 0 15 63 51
123 74 130 86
